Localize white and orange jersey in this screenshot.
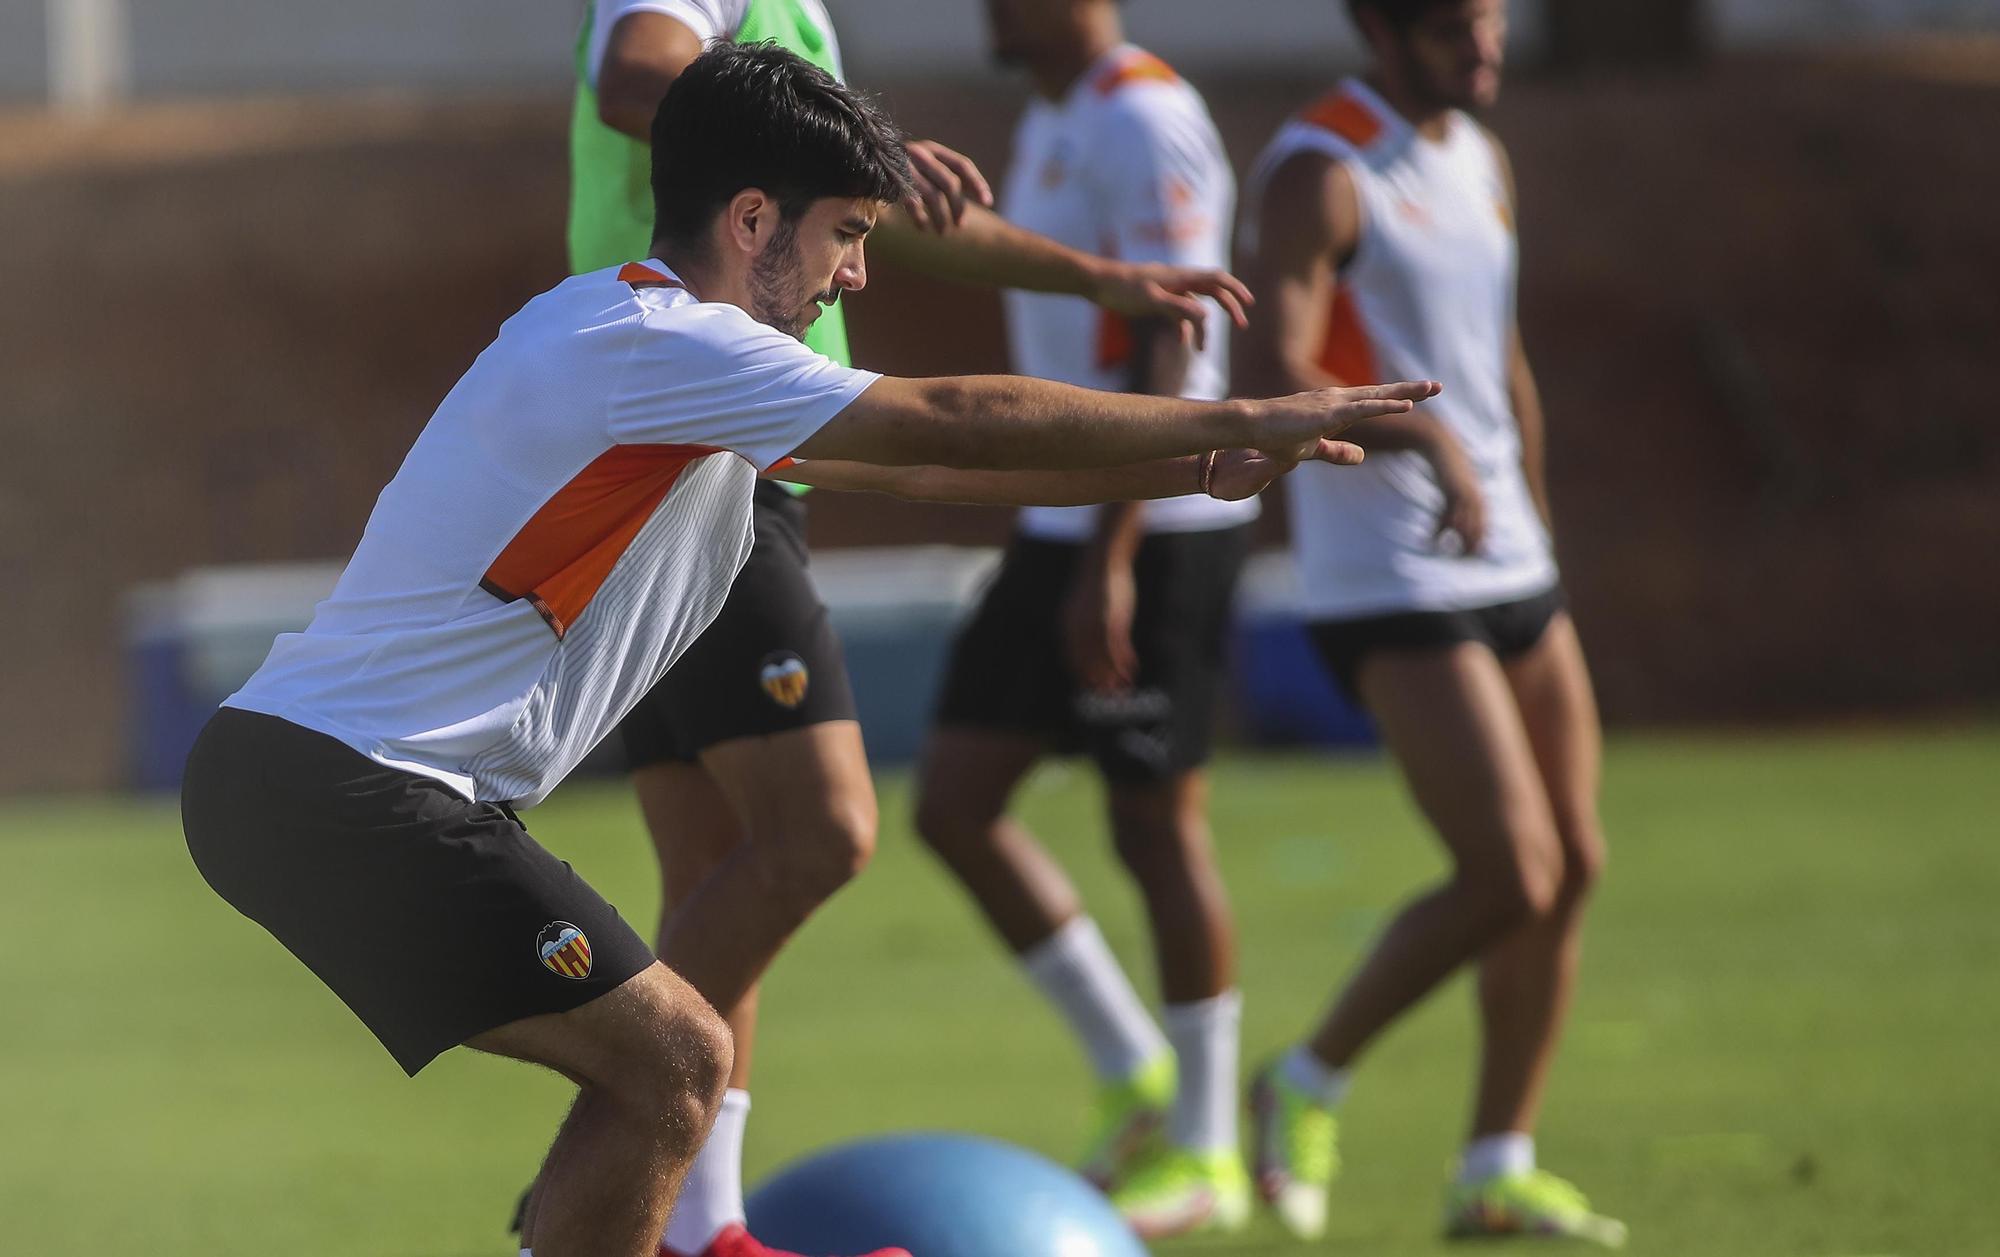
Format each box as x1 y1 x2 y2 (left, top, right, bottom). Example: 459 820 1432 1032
1243 78 1555 619
226 262 877 807
1000 43 1255 542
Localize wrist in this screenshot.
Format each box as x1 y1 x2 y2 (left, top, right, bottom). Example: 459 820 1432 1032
1076 254 1117 301
1221 398 1264 449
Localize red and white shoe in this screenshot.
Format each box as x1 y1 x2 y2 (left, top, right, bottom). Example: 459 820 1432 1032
662 1223 911 1257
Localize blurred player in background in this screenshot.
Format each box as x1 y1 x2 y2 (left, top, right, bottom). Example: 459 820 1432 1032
1233 0 1624 1245
914 0 1251 1238
567 5 1257 1256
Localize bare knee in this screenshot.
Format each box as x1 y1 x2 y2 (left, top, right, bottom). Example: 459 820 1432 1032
760 792 878 912
1456 828 1564 934
596 986 733 1138
1554 814 1607 911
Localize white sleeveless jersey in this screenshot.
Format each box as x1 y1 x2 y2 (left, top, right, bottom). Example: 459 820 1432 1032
1242 78 1555 619
1001 44 1256 542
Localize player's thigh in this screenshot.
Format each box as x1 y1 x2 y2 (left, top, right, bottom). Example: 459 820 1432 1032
633 761 743 906
1356 642 1559 879
466 960 728 1096
698 719 878 863
1501 613 1607 868
916 726 1046 834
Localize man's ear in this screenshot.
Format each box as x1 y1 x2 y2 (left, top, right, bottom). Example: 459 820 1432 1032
723 188 776 257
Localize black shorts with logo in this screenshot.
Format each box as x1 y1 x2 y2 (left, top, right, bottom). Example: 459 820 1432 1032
619 481 858 767
933 525 1251 785
181 707 655 1075
1307 582 1566 703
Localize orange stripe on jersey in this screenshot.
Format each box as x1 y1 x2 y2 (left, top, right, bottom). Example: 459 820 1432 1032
1299 89 1384 148
1317 287 1379 385
1095 310 1135 370
482 443 717 638
618 262 693 295
1094 50 1180 95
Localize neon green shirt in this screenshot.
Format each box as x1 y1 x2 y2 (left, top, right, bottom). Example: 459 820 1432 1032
567 0 851 367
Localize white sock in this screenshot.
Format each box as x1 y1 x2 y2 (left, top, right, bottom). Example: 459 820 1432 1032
1279 1043 1352 1108
661 1088 750 1254
1019 916 1171 1081
1161 990 1242 1154
1459 1131 1535 1183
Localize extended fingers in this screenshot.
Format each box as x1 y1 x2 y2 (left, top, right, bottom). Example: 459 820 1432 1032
1358 378 1441 402
927 141 994 210
906 143 967 230
1148 286 1211 350
1329 396 1415 428
1309 438 1366 466
1181 270 1254 328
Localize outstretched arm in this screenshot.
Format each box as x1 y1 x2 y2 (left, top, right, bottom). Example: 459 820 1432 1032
789 373 1435 470
770 439 1365 506
872 203 1253 347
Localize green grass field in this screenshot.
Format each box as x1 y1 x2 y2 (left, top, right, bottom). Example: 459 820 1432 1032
7 724 1997 1256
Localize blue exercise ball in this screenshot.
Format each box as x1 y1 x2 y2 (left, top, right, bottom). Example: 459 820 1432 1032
746 1132 1148 1257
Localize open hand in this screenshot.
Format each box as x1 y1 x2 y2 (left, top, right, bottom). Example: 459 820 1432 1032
901 139 996 233
1252 380 1442 457
1090 262 1255 351
1428 436 1487 554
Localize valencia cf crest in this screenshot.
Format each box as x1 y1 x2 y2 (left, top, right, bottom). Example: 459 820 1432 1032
536 921 593 980
760 651 810 709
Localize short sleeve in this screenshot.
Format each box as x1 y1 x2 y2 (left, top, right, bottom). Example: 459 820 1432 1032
606 302 880 471
586 0 751 87
1091 91 1233 269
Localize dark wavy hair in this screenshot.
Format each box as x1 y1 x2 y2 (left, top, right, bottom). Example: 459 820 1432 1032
649 42 914 251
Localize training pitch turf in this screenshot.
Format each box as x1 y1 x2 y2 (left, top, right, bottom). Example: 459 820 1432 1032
6 724 1996 1256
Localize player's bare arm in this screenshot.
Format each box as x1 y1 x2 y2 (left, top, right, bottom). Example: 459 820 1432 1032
1487 130 1552 532
1241 149 1485 550
770 438 1363 507
872 204 1253 350
596 12 705 138
1510 326 1550 531
1064 319 1194 690
789 372 1433 470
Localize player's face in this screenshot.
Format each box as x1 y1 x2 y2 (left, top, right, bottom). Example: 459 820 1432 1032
1393 0 1507 112
984 0 1070 67
749 197 875 341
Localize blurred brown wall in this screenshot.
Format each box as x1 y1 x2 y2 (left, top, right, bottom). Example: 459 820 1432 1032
3 48 1997 792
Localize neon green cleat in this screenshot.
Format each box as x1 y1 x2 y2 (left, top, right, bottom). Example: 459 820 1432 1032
1076 1055 1176 1190
1109 1144 1252 1239
1444 1170 1628 1247
1248 1061 1340 1239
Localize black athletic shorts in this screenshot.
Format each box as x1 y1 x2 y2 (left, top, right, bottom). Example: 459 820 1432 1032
181 707 655 1075
620 481 857 768
1308 583 1566 703
933 525 1251 785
